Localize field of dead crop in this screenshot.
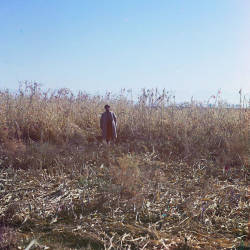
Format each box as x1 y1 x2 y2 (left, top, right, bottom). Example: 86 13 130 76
0 83 249 249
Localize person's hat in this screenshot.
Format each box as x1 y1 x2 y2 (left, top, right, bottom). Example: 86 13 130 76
104 104 110 109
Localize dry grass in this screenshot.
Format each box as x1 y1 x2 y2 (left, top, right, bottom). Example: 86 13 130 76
0 82 249 249
0 83 248 162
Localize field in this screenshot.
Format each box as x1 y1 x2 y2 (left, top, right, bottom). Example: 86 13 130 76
0 83 249 249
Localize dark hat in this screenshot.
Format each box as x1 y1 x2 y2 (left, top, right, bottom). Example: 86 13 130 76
104 104 110 109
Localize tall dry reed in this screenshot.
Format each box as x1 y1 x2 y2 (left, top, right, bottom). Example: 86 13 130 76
0 82 248 164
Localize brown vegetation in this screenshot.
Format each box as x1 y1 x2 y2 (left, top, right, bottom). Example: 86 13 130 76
0 82 249 249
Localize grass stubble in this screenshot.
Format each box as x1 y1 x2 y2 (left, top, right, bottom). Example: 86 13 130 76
0 82 249 249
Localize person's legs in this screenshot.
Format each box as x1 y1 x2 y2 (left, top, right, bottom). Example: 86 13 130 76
106 121 112 145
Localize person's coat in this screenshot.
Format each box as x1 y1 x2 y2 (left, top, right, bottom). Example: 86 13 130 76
100 111 117 139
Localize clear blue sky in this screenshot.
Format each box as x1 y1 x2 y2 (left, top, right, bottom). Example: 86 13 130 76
0 0 249 103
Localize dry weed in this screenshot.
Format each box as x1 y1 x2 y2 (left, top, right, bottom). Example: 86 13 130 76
0 83 249 249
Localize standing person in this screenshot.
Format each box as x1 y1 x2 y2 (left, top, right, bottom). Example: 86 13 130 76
100 105 117 144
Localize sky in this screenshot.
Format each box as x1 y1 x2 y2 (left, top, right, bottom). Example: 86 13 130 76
0 0 249 103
